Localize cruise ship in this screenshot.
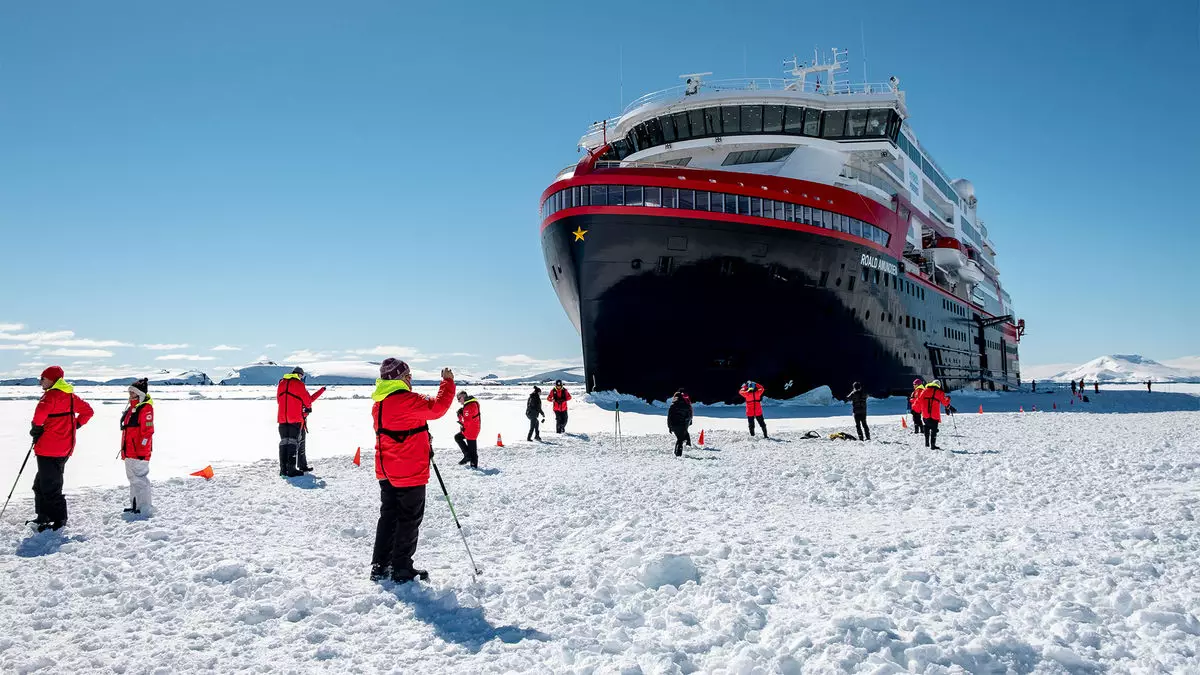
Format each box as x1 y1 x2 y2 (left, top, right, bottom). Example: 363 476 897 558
540 49 1023 403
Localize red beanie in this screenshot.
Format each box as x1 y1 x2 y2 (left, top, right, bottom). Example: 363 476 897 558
41 366 64 382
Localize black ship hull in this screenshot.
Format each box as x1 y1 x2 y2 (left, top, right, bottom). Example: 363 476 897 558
542 209 1020 404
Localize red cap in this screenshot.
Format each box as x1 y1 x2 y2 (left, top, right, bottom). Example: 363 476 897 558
41 366 64 383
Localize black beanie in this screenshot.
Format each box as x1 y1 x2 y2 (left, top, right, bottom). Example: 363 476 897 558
130 378 149 396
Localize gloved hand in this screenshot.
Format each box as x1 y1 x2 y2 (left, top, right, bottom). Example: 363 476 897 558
75 419 84 429
947 405 957 414
30 424 44 441
428 448 435 460
302 407 312 415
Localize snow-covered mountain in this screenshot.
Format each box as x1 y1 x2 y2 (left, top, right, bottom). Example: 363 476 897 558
1047 354 1200 383
0 368 212 386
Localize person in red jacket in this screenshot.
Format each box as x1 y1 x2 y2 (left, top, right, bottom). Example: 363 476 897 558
454 391 481 468
739 381 768 438
276 367 325 477
917 380 953 450
548 380 572 433
119 378 155 515
908 379 925 435
28 366 94 531
370 358 456 583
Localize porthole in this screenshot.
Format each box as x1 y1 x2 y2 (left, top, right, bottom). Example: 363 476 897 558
631 259 643 270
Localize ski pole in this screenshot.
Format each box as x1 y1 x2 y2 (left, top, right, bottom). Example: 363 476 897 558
430 459 481 581
0 443 35 521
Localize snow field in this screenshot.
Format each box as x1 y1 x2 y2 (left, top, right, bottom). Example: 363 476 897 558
0 399 1198 673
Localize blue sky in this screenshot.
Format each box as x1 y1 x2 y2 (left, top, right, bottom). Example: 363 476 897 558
1 0 1196 380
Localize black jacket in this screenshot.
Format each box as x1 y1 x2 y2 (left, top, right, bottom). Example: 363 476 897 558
526 393 544 420
847 388 868 416
667 398 693 432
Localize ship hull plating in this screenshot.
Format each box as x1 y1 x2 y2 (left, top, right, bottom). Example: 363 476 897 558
543 211 1019 404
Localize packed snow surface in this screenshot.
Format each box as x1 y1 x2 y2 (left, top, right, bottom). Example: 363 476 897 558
0 387 1197 673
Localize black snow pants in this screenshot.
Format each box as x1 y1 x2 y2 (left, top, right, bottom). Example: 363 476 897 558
911 411 924 434
371 482 426 579
32 456 69 524
671 428 690 456
278 423 306 475
923 419 940 448
747 415 768 437
454 433 479 468
527 417 541 441
854 412 871 441
555 410 568 433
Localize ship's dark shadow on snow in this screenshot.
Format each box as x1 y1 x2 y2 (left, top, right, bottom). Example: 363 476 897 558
16 531 87 558
284 475 327 489
591 391 1199 417
394 585 549 652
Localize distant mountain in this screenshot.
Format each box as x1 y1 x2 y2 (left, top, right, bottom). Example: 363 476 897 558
1047 354 1200 383
499 367 585 385
0 369 211 386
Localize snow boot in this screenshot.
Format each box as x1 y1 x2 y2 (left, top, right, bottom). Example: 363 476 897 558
391 568 429 583
370 565 390 582
458 456 470 465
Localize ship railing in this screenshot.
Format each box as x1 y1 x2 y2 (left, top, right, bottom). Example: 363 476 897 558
582 78 902 135
593 159 707 172
554 164 578 181
838 166 899 200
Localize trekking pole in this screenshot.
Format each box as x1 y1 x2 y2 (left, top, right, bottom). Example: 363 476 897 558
430 459 481 582
0 442 35 521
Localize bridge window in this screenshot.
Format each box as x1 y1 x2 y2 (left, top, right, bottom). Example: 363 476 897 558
721 106 741 134
846 109 869 137
607 185 624 206
738 195 750 215
740 105 763 133
661 115 676 143
704 107 723 135
694 191 709 210
763 105 784 133
784 106 806 134
679 189 694 209
624 185 643 206
663 187 678 208
804 108 821 136
822 110 846 138
867 109 890 137
673 112 692 141
688 109 707 137
644 186 661 207
750 197 762 218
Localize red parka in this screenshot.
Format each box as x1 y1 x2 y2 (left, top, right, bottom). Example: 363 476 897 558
909 386 925 413
739 383 766 417
31 381 94 458
548 387 571 413
456 398 481 441
276 375 324 424
918 386 951 422
120 398 155 460
373 377 456 488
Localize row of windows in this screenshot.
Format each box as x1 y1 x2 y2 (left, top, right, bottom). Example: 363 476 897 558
903 278 927 301
542 184 891 247
944 327 969 343
896 132 959 208
722 147 795 166
600 105 904 161
906 316 927 332
942 298 968 318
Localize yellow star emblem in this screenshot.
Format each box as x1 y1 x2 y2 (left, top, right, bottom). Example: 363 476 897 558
572 226 588 242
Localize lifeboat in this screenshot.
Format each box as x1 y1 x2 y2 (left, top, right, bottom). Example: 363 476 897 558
926 236 966 270
959 259 985 284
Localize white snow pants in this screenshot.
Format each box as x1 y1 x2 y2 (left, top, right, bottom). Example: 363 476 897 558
124 458 152 513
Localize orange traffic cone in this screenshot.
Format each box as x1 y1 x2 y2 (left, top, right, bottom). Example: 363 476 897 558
697 430 705 446
353 447 361 466
901 416 908 429
978 404 983 414
496 433 504 448
190 465 214 480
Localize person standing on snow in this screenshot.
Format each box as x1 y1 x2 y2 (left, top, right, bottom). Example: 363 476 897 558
548 380 572 433
525 386 545 441
28 366 94 531
847 382 870 441
1093 381 1099 394
1146 380 1152 392
739 381 768 437
454 391 481 468
918 380 952 450
667 390 693 456
119 378 154 515
908 379 925 435
1070 379 1076 396
276 367 325 477
370 359 456 583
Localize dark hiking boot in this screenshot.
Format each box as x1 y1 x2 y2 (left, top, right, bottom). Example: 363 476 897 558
283 469 305 478
370 565 391 582
123 507 141 514
300 465 314 472
391 568 429 583
46 520 66 531
674 448 682 457
458 456 470 465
